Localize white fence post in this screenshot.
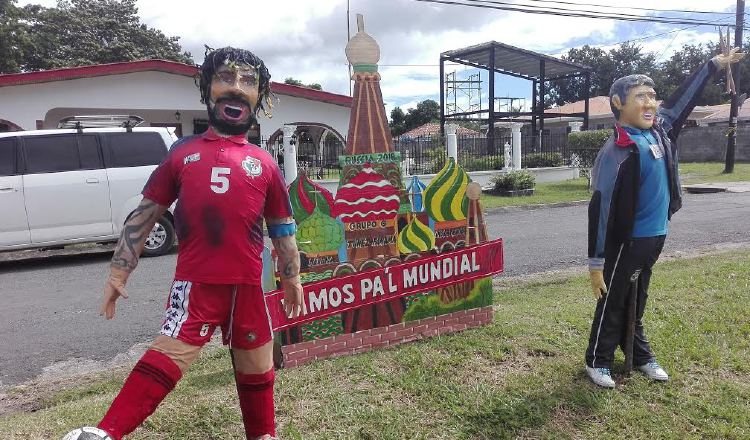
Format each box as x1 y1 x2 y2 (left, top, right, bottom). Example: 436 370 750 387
283 125 298 185
503 142 512 171
511 122 522 170
569 121 583 132
445 123 458 162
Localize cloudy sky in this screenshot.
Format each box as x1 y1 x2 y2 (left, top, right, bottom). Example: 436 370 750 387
21 0 740 113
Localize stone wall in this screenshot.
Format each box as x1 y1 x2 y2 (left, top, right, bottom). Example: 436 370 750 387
677 125 750 162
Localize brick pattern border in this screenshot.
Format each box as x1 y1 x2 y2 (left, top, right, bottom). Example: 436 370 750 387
281 306 494 368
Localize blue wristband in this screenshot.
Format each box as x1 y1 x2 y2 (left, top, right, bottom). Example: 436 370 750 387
268 222 297 238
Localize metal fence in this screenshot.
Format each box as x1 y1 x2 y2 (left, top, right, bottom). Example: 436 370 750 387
260 131 574 180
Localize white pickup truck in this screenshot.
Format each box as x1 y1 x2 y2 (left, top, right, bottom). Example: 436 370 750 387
0 126 178 257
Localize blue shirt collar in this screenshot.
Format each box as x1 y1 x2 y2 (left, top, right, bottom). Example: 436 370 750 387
621 125 650 136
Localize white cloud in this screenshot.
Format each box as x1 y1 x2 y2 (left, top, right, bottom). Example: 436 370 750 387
17 0 740 111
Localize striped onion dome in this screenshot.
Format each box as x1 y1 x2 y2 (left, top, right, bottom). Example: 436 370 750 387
288 170 335 223
423 157 470 222
296 205 344 254
333 164 400 222
398 216 435 254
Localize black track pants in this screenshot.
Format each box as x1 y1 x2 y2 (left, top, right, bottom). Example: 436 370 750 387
585 235 666 369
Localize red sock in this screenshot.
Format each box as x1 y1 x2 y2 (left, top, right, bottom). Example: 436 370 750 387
98 349 182 440
235 369 276 438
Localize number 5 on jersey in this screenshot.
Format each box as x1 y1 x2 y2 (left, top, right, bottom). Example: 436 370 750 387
211 167 231 194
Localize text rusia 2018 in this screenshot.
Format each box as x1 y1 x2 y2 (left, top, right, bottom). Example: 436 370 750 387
265 239 504 331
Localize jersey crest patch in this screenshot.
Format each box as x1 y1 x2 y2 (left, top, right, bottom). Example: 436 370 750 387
184 152 201 164
242 156 262 178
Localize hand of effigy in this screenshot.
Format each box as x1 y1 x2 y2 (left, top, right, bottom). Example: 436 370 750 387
588 269 607 300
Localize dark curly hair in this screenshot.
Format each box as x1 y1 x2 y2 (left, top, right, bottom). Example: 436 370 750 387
196 46 273 117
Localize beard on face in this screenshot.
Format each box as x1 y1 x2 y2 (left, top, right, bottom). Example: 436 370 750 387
208 94 257 136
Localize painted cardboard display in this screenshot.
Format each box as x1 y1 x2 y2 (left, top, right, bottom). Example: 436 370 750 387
268 15 502 347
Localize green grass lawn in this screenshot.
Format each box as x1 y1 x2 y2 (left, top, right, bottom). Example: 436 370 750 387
679 162 750 184
479 162 750 209
481 178 591 209
2 250 748 439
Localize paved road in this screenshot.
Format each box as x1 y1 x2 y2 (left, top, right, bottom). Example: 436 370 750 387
1 191 748 387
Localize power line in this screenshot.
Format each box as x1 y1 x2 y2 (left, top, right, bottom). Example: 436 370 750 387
471 0 735 16
452 0 736 25
606 17 738 46
415 0 742 27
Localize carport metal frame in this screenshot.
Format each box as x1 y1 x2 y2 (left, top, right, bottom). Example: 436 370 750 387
440 41 592 153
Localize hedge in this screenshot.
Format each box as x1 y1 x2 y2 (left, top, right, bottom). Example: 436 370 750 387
568 129 612 149
523 152 563 168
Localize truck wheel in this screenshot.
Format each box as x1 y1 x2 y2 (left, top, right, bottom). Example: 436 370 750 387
142 215 175 257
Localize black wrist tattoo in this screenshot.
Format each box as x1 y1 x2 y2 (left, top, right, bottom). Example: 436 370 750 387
111 200 160 272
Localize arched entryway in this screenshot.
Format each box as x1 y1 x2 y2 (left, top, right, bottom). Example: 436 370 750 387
266 122 346 179
0 119 23 132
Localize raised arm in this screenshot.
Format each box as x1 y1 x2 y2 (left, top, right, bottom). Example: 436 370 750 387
266 217 303 318
101 198 168 319
658 47 744 139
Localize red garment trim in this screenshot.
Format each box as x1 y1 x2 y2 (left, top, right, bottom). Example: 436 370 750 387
614 124 635 148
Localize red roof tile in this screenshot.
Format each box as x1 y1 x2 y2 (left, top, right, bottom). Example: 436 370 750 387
0 59 352 107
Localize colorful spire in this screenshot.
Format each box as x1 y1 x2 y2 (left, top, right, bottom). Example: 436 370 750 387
344 14 394 155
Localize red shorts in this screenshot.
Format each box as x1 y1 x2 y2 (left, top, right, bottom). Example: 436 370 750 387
159 280 272 350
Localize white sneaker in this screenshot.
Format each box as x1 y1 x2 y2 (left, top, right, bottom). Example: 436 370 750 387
637 360 669 381
585 365 615 388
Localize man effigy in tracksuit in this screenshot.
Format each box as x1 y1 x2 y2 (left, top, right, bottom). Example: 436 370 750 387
584 47 744 389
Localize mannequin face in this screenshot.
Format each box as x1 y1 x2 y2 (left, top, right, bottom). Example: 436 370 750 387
613 85 657 129
208 63 259 135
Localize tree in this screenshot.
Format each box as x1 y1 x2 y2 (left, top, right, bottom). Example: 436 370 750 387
284 77 322 90
403 99 440 131
389 106 406 136
661 43 724 106
546 41 740 108
0 0 30 73
0 0 192 73
547 43 663 107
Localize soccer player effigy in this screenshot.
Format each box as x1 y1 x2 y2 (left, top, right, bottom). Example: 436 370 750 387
583 46 744 389
63 47 303 440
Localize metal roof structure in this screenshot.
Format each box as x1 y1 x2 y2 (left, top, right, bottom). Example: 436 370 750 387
440 41 592 154
442 41 589 81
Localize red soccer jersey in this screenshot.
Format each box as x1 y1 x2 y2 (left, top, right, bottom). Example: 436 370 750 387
142 128 292 284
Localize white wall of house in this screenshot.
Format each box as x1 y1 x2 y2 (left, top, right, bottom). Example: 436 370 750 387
0 70 350 142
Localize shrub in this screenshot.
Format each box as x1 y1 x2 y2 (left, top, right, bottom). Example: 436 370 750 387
523 152 563 168
459 154 504 171
568 129 611 149
491 169 535 191
568 129 612 168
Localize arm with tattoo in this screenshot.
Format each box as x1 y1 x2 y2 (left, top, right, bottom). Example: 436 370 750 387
267 216 303 318
101 197 168 320
111 198 169 273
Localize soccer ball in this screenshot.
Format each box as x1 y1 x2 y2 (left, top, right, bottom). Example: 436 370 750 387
61 427 113 440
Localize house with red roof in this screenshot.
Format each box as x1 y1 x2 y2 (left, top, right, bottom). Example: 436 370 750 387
0 59 352 149
398 122 480 139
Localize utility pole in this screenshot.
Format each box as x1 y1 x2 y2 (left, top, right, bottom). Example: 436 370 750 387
347 0 352 97
724 0 745 173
